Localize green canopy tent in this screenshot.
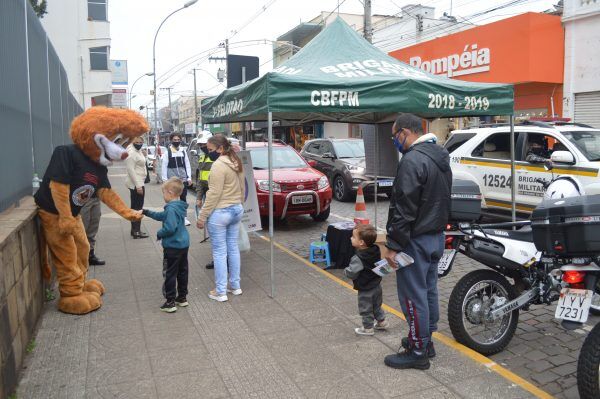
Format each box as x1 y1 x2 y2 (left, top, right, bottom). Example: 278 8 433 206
201 18 516 296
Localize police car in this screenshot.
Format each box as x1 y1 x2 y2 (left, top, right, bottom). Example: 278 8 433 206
445 121 600 216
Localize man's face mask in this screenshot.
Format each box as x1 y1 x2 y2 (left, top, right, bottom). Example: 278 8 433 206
200 145 209 155
172 140 181 148
393 128 408 153
133 143 143 150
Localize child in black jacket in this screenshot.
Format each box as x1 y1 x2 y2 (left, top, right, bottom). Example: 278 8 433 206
344 224 388 336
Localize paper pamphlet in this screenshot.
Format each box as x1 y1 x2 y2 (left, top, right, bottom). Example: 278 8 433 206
372 252 415 277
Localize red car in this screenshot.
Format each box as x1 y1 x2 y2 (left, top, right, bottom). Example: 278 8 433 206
246 142 332 221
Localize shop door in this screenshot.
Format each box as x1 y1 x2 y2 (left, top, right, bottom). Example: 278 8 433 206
575 91 600 129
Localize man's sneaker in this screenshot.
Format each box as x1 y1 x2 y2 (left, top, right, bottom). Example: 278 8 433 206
374 320 389 330
227 288 242 296
160 300 177 313
400 337 436 358
184 217 191 226
208 290 228 302
384 348 430 370
175 297 188 307
354 327 375 336
205 261 214 269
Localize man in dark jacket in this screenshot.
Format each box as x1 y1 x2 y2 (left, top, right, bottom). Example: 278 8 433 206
383 113 452 370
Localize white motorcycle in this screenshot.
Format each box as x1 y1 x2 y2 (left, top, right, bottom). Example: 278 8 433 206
445 170 599 355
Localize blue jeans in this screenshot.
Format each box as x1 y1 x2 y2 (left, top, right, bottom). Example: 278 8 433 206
207 204 244 295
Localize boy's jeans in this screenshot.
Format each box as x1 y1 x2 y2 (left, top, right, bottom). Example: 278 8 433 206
163 247 189 301
207 204 244 295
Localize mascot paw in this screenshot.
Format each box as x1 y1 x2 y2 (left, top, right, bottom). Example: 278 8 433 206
84 279 105 296
124 209 143 222
58 292 102 315
58 217 79 235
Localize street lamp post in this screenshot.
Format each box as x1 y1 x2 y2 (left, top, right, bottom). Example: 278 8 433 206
129 72 154 109
152 0 198 139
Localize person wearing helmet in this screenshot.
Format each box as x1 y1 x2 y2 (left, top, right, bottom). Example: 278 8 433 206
526 136 552 166
196 132 217 269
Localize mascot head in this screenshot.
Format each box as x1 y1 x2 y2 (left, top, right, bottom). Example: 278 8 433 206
70 107 149 166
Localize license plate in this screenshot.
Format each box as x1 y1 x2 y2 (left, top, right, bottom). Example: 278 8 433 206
378 180 393 187
555 288 593 323
292 195 313 204
438 249 456 276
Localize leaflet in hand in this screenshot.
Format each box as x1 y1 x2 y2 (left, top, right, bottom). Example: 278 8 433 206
372 252 415 277
373 259 398 277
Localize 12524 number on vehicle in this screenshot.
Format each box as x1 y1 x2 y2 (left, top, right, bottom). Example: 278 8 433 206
483 174 512 188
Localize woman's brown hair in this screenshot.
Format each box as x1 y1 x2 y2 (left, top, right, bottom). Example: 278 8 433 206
208 134 243 173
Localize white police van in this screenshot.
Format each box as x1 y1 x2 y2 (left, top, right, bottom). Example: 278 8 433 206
445 121 600 216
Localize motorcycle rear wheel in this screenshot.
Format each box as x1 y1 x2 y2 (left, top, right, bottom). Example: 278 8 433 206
577 322 600 399
448 269 519 355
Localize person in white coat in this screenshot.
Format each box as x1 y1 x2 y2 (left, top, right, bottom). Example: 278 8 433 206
161 132 192 225
126 137 149 239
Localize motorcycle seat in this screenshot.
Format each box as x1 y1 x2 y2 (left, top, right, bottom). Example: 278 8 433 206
483 226 534 243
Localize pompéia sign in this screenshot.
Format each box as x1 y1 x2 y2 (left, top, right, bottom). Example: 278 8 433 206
409 44 491 78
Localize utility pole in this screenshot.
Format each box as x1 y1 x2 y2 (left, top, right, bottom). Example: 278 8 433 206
364 0 372 43
192 69 199 135
160 87 174 132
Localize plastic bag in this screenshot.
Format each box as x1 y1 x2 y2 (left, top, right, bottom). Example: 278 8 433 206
238 223 251 252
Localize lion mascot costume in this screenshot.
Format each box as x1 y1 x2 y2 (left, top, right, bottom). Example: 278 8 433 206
35 107 148 315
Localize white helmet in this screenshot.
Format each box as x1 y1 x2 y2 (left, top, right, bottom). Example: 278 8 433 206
198 130 213 144
544 176 583 200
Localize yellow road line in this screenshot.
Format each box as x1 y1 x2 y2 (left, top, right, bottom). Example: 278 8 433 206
258 234 554 399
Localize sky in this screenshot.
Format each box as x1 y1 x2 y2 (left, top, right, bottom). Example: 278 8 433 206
108 0 559 111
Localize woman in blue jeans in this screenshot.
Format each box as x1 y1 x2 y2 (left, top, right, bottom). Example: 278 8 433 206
197 135 245 302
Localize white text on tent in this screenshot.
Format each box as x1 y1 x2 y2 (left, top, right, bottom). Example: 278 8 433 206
310 91 359 107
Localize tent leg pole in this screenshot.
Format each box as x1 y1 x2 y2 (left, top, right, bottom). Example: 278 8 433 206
510 115 516 224
268 112 275 298
374 124 378 229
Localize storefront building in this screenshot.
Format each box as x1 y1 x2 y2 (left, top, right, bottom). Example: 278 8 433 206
562 0 600 128
389 12 564 138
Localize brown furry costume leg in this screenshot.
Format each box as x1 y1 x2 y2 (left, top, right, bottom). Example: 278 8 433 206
39 209 102 314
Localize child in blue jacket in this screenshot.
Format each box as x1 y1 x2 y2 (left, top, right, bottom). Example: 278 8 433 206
143 177 190 313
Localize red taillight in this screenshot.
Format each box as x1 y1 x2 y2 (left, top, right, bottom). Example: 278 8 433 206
562 271 585 284
554 244 564 252
445 236 454 249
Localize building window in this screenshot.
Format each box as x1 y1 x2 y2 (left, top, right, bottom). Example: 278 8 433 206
88 0 107 21
90 46 109 70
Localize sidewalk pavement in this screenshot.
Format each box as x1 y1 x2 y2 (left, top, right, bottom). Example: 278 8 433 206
16 166 538 398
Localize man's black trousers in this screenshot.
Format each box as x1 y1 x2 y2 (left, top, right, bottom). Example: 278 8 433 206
162 247 189 301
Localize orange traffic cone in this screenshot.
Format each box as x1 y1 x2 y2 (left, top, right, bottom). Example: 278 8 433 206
354 186 369 225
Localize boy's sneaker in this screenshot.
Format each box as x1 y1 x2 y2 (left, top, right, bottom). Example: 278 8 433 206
355 327 375 336
175 297 188 307
160 300 177 313
208 290 228 302
374 320 389 330
184 217 191 226
227 288 243 296
400 337 436 358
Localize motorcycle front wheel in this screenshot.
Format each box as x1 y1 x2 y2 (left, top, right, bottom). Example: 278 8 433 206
448 269 519 355
577 322 600 399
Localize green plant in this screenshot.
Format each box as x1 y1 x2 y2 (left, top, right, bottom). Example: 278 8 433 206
44 288 55 302
28 0 48 18
8 393 17 399
26 339 36 354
